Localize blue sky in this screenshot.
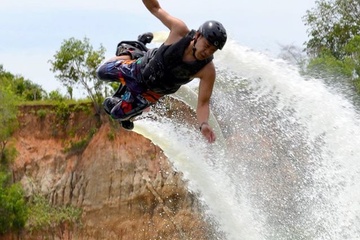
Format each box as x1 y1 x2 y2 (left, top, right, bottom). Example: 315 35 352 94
0 0 315 95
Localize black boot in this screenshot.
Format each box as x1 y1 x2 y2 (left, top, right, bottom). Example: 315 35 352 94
121 120 134 131
103 97 121 115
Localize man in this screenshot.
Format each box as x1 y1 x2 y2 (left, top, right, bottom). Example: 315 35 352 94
96 0 227 143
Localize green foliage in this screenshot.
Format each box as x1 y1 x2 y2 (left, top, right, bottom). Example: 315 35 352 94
303 0 360 59
303 0 360 94
344 36 360 92
0 88 18 139
0 145 17 171
47 89 66 101
307 50 353 76
36 109 48 120
12 77 44 101
65 139 89 154
67 86 73 100
0 65 45 101
26 194 82 235
107 131 115 141
49 37 106 114
0 80 19 167
64 127 97 154
0 70 24 239
55 101 71 126
72 103 92 114
0 171 28 235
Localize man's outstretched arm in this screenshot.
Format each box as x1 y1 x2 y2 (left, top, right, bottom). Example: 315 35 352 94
142 0 189 43
196 63 217 143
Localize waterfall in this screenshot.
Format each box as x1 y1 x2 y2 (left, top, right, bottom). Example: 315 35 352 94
134 40 360 240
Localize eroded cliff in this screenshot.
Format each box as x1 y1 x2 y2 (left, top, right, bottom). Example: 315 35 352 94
10 103 214 239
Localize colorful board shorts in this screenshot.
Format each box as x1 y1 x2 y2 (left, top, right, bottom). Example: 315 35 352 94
97 59 162 102
96 59 145 95
96 59 162 120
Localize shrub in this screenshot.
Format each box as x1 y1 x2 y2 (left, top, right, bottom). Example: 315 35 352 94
0 172 28 235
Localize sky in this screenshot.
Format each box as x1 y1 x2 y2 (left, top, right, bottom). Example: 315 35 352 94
0 0 316 96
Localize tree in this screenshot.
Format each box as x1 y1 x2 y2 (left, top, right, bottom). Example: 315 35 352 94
344 35 360 91
303 0 360 59
47 90 66 101
0 65 45 101
0 84 27 234
49 37 106 114
303 0 360 93
0 74 19 166
12 77 45 101
0 172 28 235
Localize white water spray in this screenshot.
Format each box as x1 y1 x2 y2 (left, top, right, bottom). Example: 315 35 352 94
134 120 265 240
134 39 360 239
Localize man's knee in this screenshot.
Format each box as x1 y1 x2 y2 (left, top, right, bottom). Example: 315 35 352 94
96 61 120 82
96 64 106 80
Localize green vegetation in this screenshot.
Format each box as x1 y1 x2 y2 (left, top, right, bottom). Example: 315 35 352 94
26 194 82 237
0 65 45 101
0 173 82 237
55 101 72 126
49 37 106 114
0 66 28 236
303 0 360 93
0 64 87 236
0 69 19 168
36 109 48 120
107 131 116 141
64 127 97 154
0 172 28 235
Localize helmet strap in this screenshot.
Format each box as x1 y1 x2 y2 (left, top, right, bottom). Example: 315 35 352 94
192 36 200 60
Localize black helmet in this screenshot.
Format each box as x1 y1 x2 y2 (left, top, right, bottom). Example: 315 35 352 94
198 20 227 50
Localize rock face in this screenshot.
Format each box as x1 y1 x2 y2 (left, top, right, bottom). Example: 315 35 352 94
11 104 213 239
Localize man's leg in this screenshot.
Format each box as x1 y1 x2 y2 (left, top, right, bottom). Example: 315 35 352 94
97 59 148 130
103 83 128 115
110 90 148 120
103 97 121 115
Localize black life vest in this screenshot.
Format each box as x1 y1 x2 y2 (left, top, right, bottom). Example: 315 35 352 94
140 30 213 95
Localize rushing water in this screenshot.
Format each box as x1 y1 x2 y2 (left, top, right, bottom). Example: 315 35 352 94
134 40 360 240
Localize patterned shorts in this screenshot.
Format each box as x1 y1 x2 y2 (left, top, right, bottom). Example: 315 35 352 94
96 59 146 95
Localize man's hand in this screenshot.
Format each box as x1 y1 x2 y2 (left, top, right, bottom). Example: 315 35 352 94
200 122 216 143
